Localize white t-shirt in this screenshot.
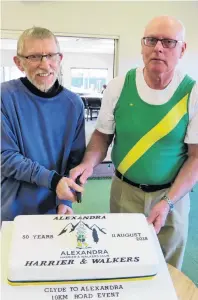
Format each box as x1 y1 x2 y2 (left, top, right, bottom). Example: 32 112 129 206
96 68 198 144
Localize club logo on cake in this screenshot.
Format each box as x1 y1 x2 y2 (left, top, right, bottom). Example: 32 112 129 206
58 220 107 249
76 222 89 249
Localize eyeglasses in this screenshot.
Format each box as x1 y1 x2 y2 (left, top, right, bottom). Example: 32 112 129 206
142 37 183 49
17 53 62 63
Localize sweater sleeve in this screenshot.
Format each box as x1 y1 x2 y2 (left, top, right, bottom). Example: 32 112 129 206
1 110 55 189
56 198 72 208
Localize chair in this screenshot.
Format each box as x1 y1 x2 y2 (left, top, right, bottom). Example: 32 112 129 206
81 97 89 121
86 98 101 120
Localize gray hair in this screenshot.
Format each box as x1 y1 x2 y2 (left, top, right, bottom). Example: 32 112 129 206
17 26 60 54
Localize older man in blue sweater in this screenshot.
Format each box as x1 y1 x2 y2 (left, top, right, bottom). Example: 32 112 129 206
1 27 85 221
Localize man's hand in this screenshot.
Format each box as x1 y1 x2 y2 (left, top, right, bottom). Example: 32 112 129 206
56 177 83 201
70 163 94 184
147 200 170 234
57 204 73 215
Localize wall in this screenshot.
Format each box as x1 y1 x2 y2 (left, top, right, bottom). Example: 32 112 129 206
1 1 198 79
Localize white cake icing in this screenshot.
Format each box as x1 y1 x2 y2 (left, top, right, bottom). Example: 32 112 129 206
8 213 159 285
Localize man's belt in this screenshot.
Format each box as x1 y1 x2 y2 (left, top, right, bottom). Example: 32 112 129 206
115 170 172 193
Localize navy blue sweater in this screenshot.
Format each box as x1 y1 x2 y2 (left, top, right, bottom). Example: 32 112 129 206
1 79 85 221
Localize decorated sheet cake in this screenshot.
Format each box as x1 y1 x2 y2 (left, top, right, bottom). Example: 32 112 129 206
7 213 159 285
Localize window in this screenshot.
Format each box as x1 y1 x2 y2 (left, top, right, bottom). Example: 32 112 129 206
1 66 24 83
71 68 108 95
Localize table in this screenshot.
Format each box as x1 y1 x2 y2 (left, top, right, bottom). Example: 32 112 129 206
80 94 102 99
168 264 198 300
1 221 178 300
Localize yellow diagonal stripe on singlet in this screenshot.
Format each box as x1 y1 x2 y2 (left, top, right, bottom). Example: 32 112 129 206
117 94 188 175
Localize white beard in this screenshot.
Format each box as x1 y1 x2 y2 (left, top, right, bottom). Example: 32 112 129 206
27 75 56 93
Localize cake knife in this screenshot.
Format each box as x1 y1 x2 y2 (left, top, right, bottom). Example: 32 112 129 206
75 175 82 203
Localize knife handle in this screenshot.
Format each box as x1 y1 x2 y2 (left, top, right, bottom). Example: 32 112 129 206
76 176 82 203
